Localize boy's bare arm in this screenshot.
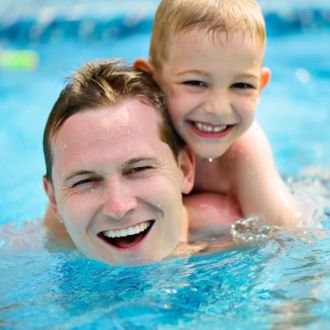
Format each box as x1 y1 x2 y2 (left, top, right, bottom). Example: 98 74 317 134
184 192 242 240
228 122 301 227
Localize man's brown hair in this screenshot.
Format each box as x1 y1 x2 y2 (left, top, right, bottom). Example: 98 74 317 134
43 59 184 181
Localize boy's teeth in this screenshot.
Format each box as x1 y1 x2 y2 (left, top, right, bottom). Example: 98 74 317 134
194 122 227 133
103 221 151 238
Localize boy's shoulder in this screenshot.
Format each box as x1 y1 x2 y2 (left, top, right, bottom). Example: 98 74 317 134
224 121 272 163
195 122 270 172
194 121 274 192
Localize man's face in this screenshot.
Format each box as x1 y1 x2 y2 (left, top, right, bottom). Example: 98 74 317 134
45 98 193 265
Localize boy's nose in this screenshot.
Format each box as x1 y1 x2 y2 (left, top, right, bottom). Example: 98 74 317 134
204 88 231 116
102 180 137 220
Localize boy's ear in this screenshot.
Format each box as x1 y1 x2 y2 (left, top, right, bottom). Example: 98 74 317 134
259 67 271 92
43 176 63 223
177 147 195 194
133 58 154 75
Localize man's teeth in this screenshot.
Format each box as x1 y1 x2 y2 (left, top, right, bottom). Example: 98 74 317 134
194 122 228 133
103 221 151 238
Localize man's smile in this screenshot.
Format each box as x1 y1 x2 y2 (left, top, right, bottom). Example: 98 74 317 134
98 220 155 250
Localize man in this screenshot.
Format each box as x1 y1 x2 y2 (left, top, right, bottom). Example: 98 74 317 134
43 59 195 266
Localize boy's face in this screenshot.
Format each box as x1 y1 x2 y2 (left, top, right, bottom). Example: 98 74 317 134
44 98 193 266
154 29 270 159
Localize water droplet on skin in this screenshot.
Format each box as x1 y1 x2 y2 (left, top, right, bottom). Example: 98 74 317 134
208 158 213 162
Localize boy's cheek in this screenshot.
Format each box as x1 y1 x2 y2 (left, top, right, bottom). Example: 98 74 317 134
160 81 175 96
166 86 188 102
171 92 199 111
152 71 168 90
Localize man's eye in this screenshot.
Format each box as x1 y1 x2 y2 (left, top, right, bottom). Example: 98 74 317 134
232 82 256 89
182 80 206 87
125 166 153 176
72 178 98 188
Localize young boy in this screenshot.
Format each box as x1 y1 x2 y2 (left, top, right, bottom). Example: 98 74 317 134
134 0 301 228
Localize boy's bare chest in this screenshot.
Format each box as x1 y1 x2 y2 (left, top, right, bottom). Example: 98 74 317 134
193 158 231 194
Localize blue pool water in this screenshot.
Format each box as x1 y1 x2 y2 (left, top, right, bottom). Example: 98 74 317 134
1 1 330 329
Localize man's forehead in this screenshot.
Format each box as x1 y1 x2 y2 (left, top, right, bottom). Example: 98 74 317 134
56 97 160 136
51 98 167 160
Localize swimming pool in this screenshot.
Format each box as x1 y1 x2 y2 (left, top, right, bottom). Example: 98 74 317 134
1 1 330 328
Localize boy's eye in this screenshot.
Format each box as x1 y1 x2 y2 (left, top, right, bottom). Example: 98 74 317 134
182 80 206 87
232 82 256 89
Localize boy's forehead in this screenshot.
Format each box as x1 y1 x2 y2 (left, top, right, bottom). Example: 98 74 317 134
159 28 264 69
171 28 256 50
172 27 264 49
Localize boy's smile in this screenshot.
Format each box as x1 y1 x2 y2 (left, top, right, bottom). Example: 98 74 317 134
188 120 235 139
155 28 269 159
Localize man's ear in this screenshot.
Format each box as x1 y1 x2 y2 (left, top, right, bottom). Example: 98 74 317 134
133 58 154 75
177 147 195 194
259 67 271 92
43 176 63 223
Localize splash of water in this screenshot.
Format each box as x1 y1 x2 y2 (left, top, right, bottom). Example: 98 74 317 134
230 216 281 244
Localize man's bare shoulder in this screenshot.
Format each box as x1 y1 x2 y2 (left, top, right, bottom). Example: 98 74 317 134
0 217 74 253
43 207 75 250
172 235 237 258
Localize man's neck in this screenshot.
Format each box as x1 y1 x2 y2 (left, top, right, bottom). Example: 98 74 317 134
180 206 189 243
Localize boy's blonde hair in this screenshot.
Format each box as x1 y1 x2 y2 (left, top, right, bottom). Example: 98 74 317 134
150 0 266 70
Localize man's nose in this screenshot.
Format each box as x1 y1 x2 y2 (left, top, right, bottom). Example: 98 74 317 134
102 180 137 220
204 88 231 116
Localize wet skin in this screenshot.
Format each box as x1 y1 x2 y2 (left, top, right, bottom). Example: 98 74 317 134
154 29 269 159
44 98 194 266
